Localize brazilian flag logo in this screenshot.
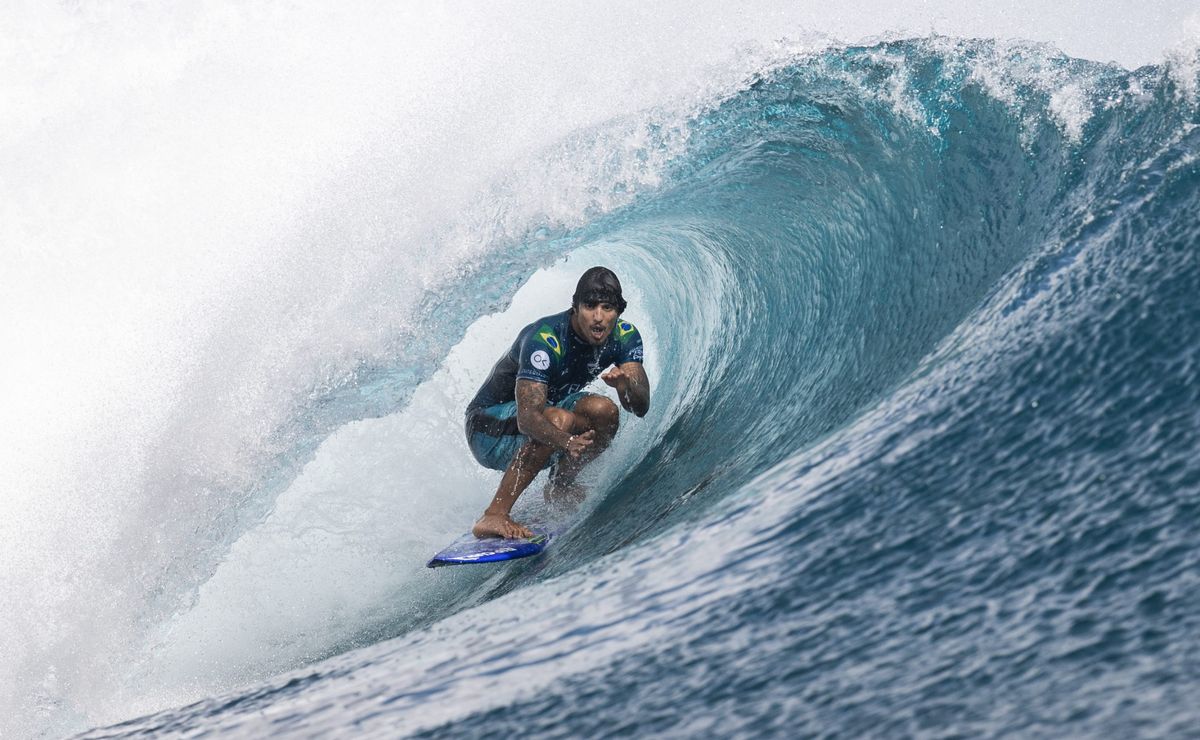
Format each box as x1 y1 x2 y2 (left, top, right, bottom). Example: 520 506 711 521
538 326 563 357
616 320 637 341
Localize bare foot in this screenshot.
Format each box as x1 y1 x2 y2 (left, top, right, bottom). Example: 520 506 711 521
473 512 533 540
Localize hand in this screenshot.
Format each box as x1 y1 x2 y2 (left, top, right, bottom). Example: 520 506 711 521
601 366 631 391
564 430 595 459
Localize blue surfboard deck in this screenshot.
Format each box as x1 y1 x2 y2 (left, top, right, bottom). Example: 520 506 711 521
426 527 554 568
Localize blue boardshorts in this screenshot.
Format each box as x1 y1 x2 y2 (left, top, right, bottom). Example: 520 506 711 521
464 391 592 471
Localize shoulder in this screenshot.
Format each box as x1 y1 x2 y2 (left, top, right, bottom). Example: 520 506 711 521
519 311 570 358
613 318 641 344
609 317 644 362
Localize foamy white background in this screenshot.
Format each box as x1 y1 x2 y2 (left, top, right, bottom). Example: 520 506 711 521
1 1 1196 736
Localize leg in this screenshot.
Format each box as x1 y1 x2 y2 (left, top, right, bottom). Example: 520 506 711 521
546 395 619 502
474 406 575 539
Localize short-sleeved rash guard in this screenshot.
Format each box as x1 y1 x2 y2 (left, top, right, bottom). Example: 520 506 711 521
467 309 644 411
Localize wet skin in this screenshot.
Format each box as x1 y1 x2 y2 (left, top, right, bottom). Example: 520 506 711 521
571 300 620 346
473 301 649 540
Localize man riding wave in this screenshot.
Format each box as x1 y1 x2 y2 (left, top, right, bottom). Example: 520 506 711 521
464 266 651 539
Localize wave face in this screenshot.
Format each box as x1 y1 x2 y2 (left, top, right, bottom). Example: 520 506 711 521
18 35 1200 738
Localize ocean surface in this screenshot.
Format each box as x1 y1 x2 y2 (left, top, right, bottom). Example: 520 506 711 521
4 6 1200 739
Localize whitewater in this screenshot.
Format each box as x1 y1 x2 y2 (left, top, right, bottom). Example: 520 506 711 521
3 2 1199 737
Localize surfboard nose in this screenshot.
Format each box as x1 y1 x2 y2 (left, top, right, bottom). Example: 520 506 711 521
426 529 553 567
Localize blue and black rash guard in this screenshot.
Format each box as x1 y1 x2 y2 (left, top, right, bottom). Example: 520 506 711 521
467 309 644 412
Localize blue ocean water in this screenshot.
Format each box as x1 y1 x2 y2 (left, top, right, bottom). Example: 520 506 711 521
67 37 1200 737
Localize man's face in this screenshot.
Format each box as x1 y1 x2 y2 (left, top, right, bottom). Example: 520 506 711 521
571 300 620 345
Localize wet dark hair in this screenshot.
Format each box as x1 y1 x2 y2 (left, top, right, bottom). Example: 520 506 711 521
572 266 627 313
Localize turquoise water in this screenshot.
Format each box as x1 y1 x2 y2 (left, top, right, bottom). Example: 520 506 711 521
61 38 1200 737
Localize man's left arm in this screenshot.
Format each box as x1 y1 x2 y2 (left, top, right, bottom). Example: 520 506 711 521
602 362 650 417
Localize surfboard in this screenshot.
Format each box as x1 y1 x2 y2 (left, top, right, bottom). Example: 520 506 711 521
426 527 554 568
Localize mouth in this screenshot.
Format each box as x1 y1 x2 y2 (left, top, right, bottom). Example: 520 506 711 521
589 324 607 341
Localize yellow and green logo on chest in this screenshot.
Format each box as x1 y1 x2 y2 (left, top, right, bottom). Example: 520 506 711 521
538 326 563 357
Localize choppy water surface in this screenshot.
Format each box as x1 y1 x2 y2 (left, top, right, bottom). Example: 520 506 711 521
5 13 1199 739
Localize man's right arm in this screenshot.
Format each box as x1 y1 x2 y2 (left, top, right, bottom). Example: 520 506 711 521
514 379 573 450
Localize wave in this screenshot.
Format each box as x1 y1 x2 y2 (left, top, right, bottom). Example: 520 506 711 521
10 33 1200 737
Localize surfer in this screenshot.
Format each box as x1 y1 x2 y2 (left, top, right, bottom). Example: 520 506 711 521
464 266 650 539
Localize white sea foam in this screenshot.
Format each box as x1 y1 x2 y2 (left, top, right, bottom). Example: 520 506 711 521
1164 26 1200 103
0 4 809 735
2 1 1192 736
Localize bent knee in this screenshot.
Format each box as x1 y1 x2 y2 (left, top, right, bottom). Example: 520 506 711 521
543 406 577 432
574 395 619 428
